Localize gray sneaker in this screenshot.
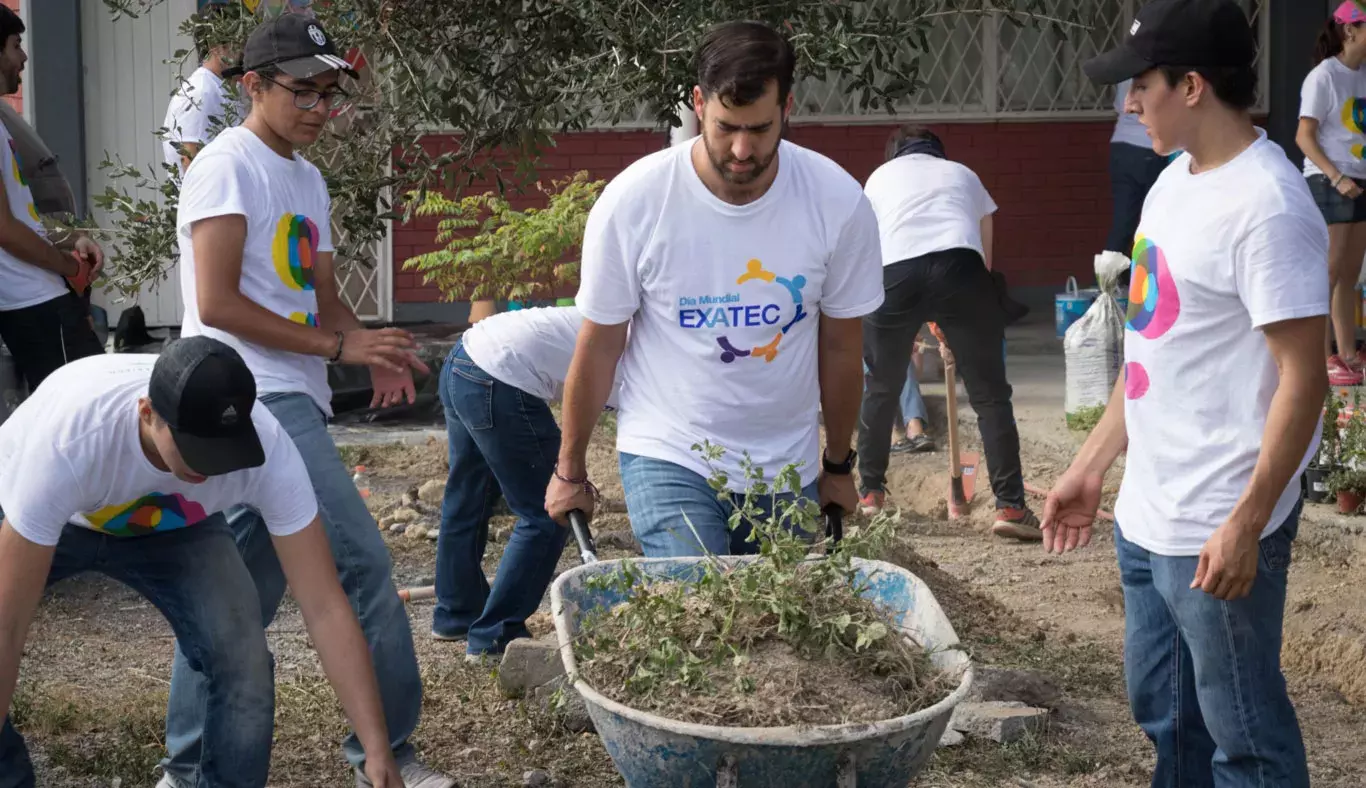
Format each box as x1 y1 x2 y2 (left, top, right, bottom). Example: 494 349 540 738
355 758 458 788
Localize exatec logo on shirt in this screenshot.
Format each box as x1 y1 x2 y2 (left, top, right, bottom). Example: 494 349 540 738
677 258 808 364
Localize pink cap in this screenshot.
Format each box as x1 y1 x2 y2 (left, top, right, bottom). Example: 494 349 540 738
1335 1 1366 24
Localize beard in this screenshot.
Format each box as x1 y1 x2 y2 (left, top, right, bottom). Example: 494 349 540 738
702 131 779 185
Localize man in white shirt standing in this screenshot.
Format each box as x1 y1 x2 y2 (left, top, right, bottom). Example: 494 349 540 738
1045 1 1325 785
545 21 884 556
0 7 105 393
161 3 245 175
161 15 453 788
433 306 621 659
859 126 1038 541
0 337 402 788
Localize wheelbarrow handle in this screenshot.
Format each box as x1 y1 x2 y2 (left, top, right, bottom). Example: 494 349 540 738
824 504 844 543
567 508 599 564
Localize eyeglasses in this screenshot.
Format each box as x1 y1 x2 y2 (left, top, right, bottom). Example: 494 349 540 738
262 76 350 111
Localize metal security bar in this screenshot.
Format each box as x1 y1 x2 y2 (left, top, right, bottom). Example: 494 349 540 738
786 0 1269 123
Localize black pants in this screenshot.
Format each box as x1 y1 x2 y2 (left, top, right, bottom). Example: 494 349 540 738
0 291 104 393
1106 142 1169 256
857 248 1025 509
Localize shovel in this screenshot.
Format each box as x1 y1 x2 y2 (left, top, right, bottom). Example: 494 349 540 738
927 323 978 520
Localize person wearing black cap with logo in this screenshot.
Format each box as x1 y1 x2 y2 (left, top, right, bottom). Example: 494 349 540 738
1041 1 1326 785
0 337 402 788
166 13 450 788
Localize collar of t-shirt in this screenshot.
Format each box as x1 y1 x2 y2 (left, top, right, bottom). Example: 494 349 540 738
679 139 794 216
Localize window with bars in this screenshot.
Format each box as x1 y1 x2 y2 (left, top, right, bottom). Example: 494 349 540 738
791 0 1269 122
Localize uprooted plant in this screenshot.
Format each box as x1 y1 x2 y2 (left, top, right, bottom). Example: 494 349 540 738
568 441 954 728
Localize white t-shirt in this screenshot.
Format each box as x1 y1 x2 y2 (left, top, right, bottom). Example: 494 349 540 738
0 122 66 312
1111 79 1155 150
177 127 335 415
576 138 885 489
1115 131 1329 556
863 154 997 265
461 305 621 408
0 354 317 547
161 67 243 174
1299 56 1366 179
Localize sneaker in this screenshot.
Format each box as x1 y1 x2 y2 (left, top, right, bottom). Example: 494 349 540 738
156 775 185 788
991 507 1043 542
859 490 886 517
430 628 466 642
1329 356 1363 386
356 758 458 788
891 434 936 454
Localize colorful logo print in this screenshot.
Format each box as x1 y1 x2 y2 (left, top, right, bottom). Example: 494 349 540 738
714 259 808 364
1344 97 1366 135
85 493 209 537
289 311 319 326
272 214 319 291
1124 362 1150 400
1354 143 1366 161
1126 236 1180 340
8 139 36 222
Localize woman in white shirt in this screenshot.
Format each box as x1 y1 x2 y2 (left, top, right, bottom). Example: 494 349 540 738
1296 1 1366 386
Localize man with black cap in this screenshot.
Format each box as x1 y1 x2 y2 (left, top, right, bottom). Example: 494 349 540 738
1041 1 1326 785
166 13 450 788
0 337 402 788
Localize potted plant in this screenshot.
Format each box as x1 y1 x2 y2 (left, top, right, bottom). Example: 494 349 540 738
1307 390 1345 504
1327 468 1366 514
401 171 605 324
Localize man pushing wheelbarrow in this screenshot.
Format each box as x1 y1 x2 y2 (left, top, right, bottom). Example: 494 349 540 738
544 20 884 551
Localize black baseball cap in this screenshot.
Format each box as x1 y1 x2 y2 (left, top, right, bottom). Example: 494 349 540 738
1083 0 1257 86
149 336 265 476
226 13 357 80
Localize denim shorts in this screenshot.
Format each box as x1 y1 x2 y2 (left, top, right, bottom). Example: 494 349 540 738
1307 173 1366 225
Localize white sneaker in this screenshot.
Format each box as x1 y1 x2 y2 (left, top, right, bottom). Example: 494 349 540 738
156 775 185 788
355 758 458 788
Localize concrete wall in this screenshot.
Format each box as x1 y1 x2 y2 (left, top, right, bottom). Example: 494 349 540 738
26 0 86 214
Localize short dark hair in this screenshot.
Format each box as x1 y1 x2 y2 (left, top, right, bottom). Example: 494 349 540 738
0 6 24 44
695 21 797 107
192 2 242 63
1157 65 1258 112
885 125 944 161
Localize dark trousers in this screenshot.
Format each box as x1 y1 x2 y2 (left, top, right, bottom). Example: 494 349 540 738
0 291 103 392
1106 142 1169 256
857 248 1025 509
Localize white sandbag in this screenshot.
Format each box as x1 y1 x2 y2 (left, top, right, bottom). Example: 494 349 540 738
1064 252 1130 420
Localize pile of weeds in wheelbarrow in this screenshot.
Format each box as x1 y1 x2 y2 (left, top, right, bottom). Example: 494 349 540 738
571 442 956 728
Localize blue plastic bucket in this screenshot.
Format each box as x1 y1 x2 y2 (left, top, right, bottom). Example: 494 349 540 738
1055 277 1098 339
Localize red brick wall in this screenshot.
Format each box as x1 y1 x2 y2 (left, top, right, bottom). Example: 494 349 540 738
2 0 19 115
392 119 1112 304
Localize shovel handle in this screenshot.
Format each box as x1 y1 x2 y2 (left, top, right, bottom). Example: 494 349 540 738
825 505 844 543
567 509 599 564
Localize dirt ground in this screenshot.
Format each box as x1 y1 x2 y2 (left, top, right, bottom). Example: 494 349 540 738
13 405 1366 787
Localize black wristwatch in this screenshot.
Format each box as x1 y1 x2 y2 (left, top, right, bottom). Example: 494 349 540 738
823 448 857 475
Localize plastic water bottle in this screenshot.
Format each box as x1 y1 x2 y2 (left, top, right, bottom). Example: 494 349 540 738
353 465 370 500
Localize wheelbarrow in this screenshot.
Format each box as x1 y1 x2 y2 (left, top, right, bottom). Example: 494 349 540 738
551 510 974 787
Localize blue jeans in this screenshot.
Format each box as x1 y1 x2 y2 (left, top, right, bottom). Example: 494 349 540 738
162 393 423 780
1116 507 1309 788
433 340 568 655
1106 142 1170 256
861 359 927 427
1 519 273 788
619 453 820 557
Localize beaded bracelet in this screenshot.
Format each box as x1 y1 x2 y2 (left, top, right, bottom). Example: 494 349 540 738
554 464 601 502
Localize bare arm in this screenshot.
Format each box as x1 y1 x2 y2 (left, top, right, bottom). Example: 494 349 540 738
1296 118 1349 186
1074 375 1129 477
0 522 56 726
314 250 363 333
558 319 628 477
270 519 394 765
193 214 340 357
818 315 863 461
0 179 78 277
980 214 994 272
1229 316 1328 531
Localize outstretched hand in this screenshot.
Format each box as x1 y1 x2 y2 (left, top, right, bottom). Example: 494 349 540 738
1041 467 1105 554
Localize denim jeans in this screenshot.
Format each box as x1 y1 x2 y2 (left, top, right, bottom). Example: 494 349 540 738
861 359 927 428
0 519 273 788
858 248 1025 509
162 393 423 781
1115 507 1309 788
619 453 820 557
432 340 569 655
